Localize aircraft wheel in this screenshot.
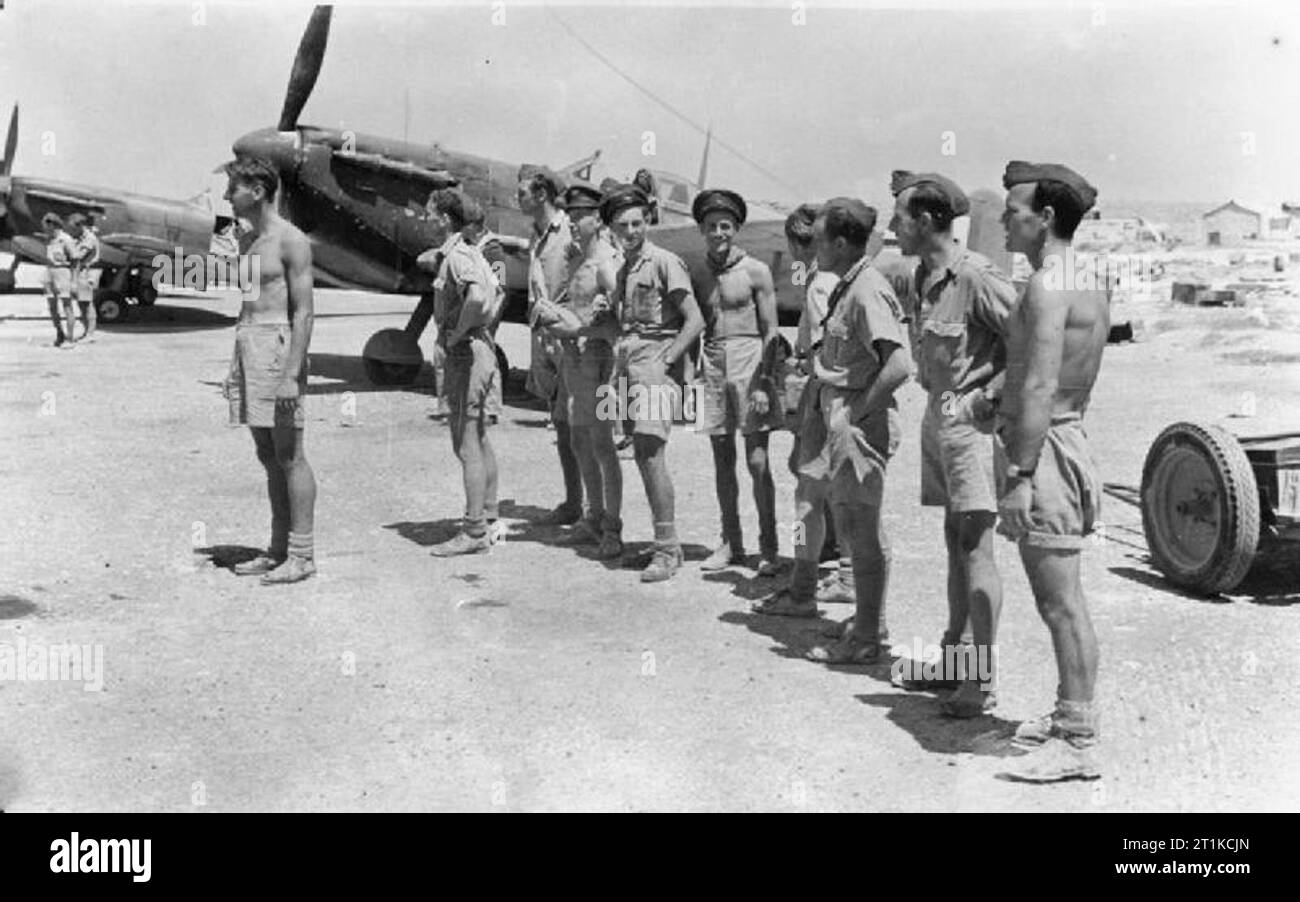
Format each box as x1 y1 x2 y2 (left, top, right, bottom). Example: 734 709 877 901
135 280 158 307
94 290 132 325
1141 421 1259 595
362 328 423 386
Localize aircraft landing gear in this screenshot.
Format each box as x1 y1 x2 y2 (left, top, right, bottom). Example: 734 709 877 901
93 289 131 325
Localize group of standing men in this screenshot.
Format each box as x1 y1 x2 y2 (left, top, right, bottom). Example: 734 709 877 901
41 211 100 347
215 152 1110 784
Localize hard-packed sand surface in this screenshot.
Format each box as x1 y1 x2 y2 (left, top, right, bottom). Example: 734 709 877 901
2 260 1298 811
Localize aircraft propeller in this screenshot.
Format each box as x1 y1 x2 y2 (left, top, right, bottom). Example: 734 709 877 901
0 104 17 220
276 5 333 132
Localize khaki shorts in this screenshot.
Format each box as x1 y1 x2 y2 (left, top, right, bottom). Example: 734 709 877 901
226 323 306 429
613 334 680 441
696 336 783 436
44 267 73 299
561 338 614 428
997 413 1102 550
921 392 998 513
526 328 567 422
445 335 502 430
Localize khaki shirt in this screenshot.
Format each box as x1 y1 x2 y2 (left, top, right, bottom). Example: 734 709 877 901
903 248 1015 397
615 238 693 338
434 233 498 347
527 210 574 320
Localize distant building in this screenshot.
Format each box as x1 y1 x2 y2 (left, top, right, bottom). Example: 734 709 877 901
1202 200 1297 245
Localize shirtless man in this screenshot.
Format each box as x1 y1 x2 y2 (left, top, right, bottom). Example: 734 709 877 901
993 162 1108 783
691 189 783 576
222 157 318 584
532 183 624 557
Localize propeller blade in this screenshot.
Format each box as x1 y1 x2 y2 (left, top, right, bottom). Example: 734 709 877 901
276 6 332 132
696 123 711 190
1 105 17 177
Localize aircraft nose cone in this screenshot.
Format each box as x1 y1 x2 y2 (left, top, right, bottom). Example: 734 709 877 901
229 128 298 177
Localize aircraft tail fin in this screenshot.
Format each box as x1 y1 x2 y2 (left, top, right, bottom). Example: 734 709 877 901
696 124 711 190
558 149 602 184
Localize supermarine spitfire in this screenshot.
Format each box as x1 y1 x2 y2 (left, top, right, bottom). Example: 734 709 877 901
227 5 800 385
0 104 228 324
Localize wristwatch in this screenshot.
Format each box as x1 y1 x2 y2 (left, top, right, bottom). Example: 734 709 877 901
1006 463 1036 480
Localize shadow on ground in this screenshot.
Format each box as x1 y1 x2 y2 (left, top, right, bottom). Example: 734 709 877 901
855 693 1022 758
194 544 265 572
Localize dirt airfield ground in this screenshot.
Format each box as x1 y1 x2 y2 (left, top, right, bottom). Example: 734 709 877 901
1 264 1299 812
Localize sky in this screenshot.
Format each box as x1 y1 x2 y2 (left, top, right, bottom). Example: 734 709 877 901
2 0 1297 216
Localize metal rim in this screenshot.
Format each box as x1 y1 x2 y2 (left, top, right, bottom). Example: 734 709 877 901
1147 443 1223 574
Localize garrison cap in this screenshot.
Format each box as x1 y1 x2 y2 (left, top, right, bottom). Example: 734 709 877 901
691 188 747 225
518 164 566 200
563 181 604 213
821 196 878 237
1001 161 1097 211
599 184 651 225
889 170 970 216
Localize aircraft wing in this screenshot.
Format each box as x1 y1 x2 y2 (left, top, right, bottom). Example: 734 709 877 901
19 186 110 212
98 233 179 256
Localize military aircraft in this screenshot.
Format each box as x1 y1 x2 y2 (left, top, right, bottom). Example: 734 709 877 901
0 104 229 324
228 5 804 386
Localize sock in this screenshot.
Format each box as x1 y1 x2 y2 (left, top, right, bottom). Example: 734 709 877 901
287 531 314 561
653 521 679 552
464 517 487 539
1054 699 1099 744
601 513 623 535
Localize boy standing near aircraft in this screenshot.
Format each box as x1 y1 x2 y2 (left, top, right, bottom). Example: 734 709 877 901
68 213 100 344
690 189 783 576
888 171 1015 718
41 212 76 348
994 162 1108 783
532 183 625 557
519 164 584 527
221 158 318 584
599 185 705 582
422 188 505 557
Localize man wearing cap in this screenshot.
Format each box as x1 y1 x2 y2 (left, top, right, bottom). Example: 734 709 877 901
532 182 625 557
888 171 1016 718
519 164 584 527
424 187 505 557
756 199 912 667
690 188 783 575
598 184 704 582
994 161 1108 783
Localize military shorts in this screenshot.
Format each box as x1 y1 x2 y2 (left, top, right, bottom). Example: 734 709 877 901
921 391 998 513
696 336 783 436
997 412 1102 550
226 323 307 430
613 334 680 441
445 335 502 431
44 266 72 299
526 328 567 422
561 338 615 428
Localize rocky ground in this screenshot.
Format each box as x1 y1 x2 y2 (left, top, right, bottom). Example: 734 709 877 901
1 270 1297 812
